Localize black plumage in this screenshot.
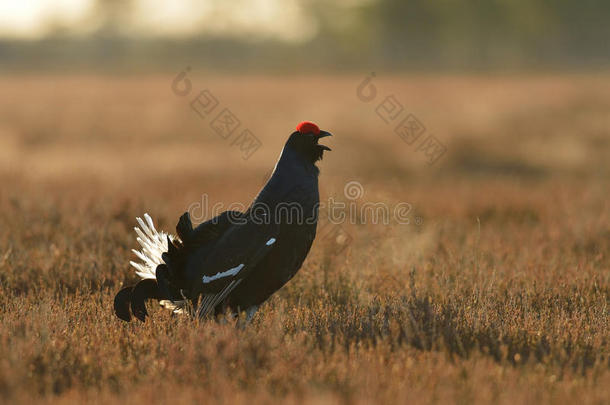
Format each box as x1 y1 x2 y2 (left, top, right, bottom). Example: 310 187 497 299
114 122 332 322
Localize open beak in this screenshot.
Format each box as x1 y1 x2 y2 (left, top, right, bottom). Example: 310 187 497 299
317 131 332 151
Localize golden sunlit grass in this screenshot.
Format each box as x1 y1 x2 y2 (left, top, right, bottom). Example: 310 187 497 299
0 74 608 404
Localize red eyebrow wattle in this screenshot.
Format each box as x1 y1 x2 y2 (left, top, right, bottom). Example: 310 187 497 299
296 121 320 135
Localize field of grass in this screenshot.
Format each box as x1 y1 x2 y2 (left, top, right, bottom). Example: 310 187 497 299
0 73 608 404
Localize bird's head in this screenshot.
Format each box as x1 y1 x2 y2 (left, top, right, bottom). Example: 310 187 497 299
285 121 332 164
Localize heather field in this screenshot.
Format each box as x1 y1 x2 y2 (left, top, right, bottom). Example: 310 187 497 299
0 74 608 404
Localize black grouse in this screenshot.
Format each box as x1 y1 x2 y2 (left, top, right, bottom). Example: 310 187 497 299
114 121 332 322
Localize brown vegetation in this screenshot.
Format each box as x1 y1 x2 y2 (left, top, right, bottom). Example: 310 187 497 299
0 74 608 404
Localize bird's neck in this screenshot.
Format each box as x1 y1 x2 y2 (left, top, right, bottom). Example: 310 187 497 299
252 146 319 207
273 145 319 177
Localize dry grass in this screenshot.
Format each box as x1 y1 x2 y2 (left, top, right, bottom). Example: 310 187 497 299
0 73 608 404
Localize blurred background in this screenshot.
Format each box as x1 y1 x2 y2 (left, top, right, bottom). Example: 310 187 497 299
2 0 610 72
1 0 609 178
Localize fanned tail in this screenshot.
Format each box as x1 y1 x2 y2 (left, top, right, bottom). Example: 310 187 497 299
114 213 187 322
130 213 177 279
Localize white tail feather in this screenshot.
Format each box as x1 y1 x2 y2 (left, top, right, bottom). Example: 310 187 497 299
130 213 177 280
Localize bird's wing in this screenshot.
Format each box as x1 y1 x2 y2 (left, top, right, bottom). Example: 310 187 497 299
157 211 245 302
180 210 244 247
189 216 280 318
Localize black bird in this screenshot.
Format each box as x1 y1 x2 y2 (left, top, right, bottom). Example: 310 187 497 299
114 121 332 322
